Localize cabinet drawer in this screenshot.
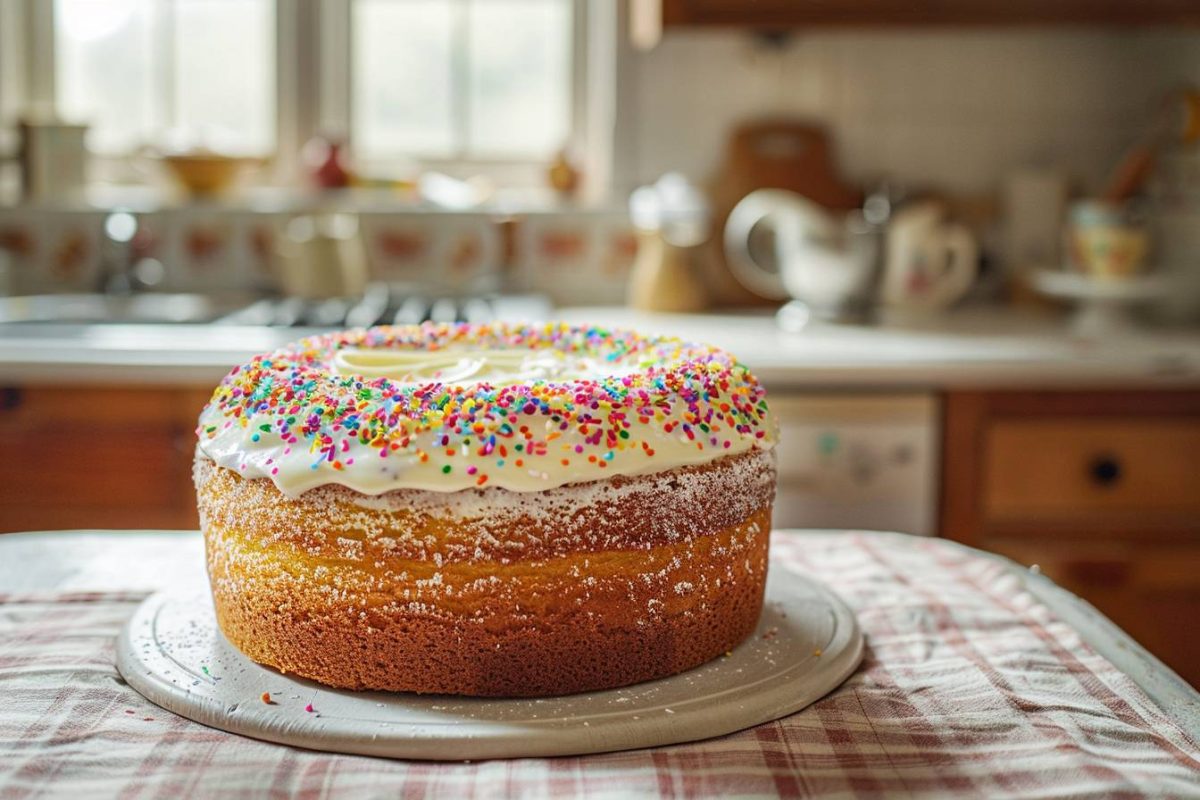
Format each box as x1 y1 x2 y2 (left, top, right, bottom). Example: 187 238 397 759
0 386 206 532
982 419 1200 525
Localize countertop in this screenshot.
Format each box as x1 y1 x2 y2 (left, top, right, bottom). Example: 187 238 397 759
1 529 1197 797
1 306 1199 390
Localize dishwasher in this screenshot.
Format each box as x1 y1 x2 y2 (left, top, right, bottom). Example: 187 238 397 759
768 393 940 536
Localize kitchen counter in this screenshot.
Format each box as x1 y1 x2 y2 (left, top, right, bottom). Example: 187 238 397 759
1 529 1197 797
1 307 1199 389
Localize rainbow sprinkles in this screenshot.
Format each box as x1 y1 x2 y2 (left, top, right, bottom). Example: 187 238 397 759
196 322 777 496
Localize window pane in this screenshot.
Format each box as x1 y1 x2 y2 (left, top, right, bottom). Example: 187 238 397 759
55 0 158 153
353 0 456 160
55 0 274 155
466 0 571 159
174 0 275 154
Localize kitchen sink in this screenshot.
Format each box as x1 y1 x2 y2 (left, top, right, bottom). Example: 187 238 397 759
0 293 258 325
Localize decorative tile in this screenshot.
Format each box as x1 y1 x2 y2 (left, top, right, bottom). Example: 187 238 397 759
359 212 501 291
517 211 637 306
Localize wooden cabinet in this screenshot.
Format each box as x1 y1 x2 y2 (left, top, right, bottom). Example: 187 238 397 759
941 390 1200 686
983 418 1200 530
655 0 1200 28
0 385 208 532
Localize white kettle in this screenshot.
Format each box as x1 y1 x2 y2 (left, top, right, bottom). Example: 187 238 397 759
724 189 880 322
880 202 978 313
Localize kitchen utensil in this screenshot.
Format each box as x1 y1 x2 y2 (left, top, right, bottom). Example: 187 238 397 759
16 117 88 203
117 561 863 760
880 201 978 313
724 188 880 322
709 119 862 306
1101 87 1200 205
627 231 708 312
275 213 368 299
627 173 709 312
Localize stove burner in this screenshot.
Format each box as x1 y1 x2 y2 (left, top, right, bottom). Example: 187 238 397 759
212 284 550 329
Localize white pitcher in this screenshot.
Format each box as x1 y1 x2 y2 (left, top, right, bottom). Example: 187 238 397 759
880 202 978 313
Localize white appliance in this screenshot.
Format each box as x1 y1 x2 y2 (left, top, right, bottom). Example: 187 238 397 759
770 393 939 536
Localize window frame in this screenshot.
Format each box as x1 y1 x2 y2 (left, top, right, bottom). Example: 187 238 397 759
4 0 613 197
48 0 280 158
11 0 288 185
320 0 593 185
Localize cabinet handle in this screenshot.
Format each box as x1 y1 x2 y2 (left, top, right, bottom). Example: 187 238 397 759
1088 454 1123 487
0 387 21 412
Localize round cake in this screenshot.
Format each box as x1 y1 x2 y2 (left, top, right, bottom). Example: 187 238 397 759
195 322 778 697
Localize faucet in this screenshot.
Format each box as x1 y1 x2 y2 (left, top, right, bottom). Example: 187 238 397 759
96 211 163 294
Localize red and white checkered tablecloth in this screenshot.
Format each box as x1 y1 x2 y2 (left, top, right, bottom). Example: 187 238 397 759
1 530 1197 799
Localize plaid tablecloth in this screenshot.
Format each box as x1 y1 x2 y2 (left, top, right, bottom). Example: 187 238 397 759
0 530 1197 799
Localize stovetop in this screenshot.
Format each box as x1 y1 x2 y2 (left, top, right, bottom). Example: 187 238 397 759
212 285 551 329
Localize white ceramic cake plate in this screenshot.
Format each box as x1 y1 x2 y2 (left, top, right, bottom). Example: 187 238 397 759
116 561 864 760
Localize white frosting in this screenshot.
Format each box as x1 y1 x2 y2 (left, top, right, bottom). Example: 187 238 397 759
196 330 777 497
331 346 638 386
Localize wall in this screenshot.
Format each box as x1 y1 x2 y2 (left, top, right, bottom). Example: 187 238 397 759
622 29 1200 197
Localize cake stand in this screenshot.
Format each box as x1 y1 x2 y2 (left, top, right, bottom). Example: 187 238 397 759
116 560 864 760
1031 269 1172 337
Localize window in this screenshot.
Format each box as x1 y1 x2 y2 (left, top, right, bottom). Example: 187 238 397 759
8 0 598 181
54 0 274 155
351 0 575 163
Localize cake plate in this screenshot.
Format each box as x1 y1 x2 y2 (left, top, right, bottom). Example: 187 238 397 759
1031 269 1172 337
116 561 864 760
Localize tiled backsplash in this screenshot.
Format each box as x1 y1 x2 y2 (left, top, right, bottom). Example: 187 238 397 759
625 30 1200 195
357 212 503 293
0 206 639 305
515 211 640 306
0 208 276 295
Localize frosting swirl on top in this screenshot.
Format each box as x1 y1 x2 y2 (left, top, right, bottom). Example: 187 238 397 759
196 322 777 496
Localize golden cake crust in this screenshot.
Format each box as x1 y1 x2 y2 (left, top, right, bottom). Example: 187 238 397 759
197 449 776 697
